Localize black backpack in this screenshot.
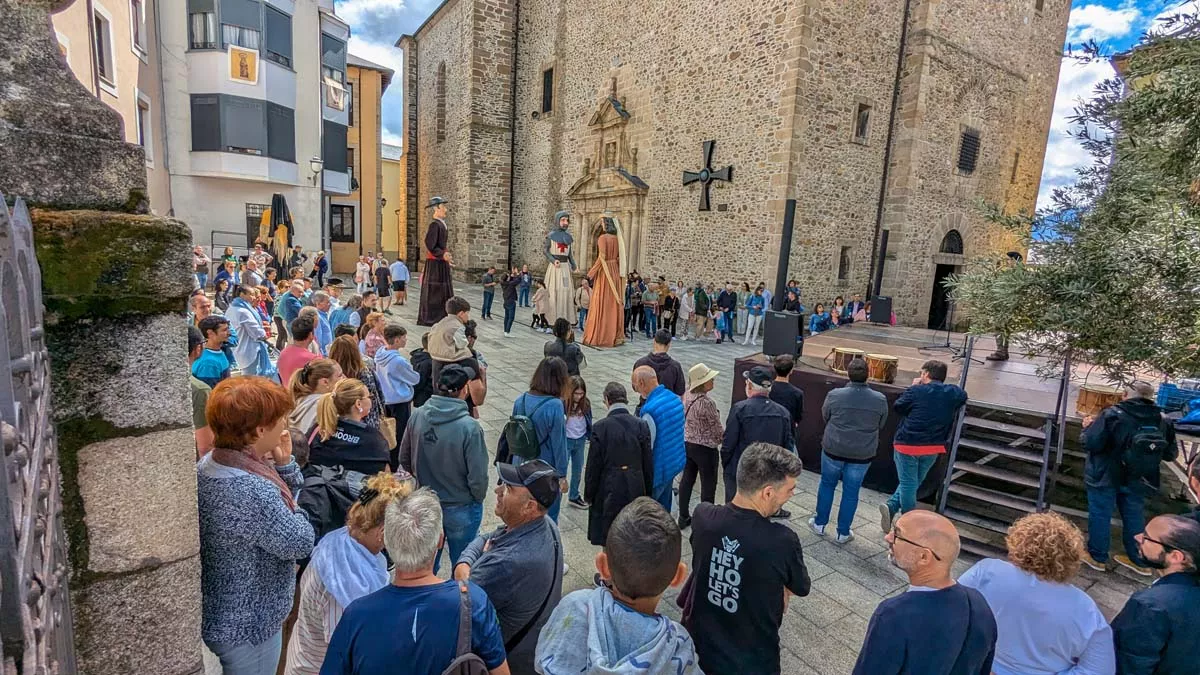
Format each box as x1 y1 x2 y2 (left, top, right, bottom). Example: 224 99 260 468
1118 409 1170 485
441 583 489 675
499 397 551 464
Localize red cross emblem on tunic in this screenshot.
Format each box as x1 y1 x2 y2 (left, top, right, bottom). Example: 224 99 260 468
554 241 569 254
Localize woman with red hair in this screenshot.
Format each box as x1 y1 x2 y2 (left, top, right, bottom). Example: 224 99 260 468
197 376 315 675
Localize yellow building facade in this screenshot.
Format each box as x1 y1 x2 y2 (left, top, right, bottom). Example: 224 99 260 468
330 54 393 273
381 143 405 261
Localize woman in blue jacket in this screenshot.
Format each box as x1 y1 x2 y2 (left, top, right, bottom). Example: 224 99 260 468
809 302 833 334
511 357 569 521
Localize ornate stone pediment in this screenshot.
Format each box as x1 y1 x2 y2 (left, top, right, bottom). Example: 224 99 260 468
569 87 647 200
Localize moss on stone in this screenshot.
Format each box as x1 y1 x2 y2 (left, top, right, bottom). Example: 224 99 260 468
31 209 193 321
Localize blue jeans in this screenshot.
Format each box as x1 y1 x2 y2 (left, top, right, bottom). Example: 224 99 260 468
643 307 658 336
1087 486 1146 564
578 308 588 332
519 286 530 307
482 291 494 318
885 451 938 516
435 501 483 574
196 272 208 289
503 301 516 333
567 436 587 500
722 310 735 340
815 452 870 537
206 630 282 675
653 481 673 513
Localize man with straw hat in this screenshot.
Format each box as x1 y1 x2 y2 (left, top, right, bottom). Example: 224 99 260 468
679 363 722 530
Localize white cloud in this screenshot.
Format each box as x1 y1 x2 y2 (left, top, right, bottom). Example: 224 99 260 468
337 0 408 27
1037 56 1115 210
1067 4 1141 42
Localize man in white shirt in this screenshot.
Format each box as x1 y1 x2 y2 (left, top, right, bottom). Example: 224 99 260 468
389 258 410 308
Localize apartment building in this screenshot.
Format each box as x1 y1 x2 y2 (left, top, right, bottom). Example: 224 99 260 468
53 0 355 258
330 54 392 273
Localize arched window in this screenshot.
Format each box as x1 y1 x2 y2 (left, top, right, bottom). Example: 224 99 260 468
435 62 446 143
940 229 964 255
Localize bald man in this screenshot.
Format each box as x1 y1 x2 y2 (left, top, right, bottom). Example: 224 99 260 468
1111 514 1200 675
632 365 686 512
853 511 997 675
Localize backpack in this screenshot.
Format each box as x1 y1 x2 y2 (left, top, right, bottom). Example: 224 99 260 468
441 583 489 675
1118 409 1170 485
499 396 551 464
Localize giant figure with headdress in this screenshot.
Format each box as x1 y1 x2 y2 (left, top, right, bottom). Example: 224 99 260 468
543 210 576 326
583 216 626 348
417 196 455 326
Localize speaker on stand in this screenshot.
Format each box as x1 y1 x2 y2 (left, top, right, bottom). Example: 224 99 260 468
763 310 803 357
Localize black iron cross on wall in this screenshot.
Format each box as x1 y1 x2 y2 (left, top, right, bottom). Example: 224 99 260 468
682 140 733 212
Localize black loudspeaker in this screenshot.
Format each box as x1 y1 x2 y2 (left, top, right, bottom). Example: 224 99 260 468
870 296 893 324
763 311 803 357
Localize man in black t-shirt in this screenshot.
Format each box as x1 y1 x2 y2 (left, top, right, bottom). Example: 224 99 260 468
685 442 810 675
768 354 804 445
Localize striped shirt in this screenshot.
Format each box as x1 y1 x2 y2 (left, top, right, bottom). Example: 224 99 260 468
284 564 344 675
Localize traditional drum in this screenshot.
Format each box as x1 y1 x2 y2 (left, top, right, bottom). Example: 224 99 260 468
1077 384 1123 417
825 347 866 375
866 354 899 384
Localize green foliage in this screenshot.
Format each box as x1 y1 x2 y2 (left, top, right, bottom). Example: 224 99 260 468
948 16 1200 381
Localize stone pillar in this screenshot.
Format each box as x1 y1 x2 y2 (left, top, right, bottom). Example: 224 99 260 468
0 1 202 673
35 209 201 675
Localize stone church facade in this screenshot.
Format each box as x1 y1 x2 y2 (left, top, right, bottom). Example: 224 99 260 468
397 0 1069 327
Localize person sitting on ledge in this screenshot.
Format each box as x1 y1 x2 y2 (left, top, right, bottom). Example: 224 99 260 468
808 303 833 334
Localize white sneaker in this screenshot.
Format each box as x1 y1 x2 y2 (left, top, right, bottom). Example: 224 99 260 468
504 332 512 338
807 517 826 536
836 531 855 544
563 562 569 574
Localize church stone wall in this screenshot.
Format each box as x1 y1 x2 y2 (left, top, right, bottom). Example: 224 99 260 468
404 0 1068 324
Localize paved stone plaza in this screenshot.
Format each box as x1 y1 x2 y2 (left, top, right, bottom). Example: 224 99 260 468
381 283 1145 674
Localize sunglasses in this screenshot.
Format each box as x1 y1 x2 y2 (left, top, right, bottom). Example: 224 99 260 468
890 526 943 561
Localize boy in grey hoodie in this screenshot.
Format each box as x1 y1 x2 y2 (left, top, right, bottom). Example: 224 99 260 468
534 497 702 674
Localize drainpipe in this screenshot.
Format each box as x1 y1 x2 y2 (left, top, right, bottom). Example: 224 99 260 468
505 0 521 270
866 0 914 299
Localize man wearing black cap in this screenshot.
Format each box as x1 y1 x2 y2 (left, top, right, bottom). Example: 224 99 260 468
398 362 488 571
721 366 795 508
455 459 564 675
418 197 456 326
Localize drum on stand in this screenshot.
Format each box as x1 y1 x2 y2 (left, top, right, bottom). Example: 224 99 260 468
1077 385 1123 417
825 347 866 375
866 354 899 384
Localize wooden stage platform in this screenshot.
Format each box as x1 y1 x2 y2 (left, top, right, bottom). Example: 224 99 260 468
796 322 1139 421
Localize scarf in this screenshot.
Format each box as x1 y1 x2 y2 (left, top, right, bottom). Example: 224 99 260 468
310 527 389 609
210 447 296 511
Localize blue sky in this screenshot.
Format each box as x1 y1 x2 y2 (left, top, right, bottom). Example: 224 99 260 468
336 0 1196 210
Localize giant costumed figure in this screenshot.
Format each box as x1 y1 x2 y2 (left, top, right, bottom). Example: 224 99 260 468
417 197 455 326
543 211 577 325
583 216 627 348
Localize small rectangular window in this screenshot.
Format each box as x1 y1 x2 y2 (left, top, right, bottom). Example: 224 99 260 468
135 95 152 162
93 11 114 84
1035 0 1044 12
957 128 981 175
838 246 852 281
541 68 554 113
347 148 355 183
853 103 871 143
223 24 261 50
347 81 355 127
264 6 293 68
246 203 268 247
130 0 147 54
330 205 356 243
189 12 218 49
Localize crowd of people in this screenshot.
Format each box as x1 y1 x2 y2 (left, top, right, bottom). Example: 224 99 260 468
187 254 1199 675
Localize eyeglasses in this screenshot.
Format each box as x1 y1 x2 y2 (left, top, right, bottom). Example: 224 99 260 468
1139 532 1177 552
890 526 942 561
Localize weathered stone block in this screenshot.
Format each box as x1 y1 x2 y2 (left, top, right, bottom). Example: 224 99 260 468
78 428 200 574
32 209 194 320
46 313 191 430
71 556 204 675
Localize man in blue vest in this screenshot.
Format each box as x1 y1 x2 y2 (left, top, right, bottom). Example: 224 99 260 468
633 365 686 513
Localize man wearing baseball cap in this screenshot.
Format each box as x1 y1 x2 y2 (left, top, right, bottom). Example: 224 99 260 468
398 362 488 572
454 459 564 674
721 365 795 510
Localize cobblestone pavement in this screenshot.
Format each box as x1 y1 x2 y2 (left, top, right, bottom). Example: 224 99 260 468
376 282 1142 674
